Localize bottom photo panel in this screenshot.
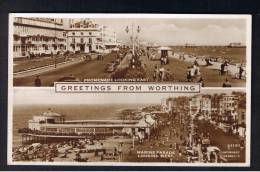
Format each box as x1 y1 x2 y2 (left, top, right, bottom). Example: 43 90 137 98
9 88 249 166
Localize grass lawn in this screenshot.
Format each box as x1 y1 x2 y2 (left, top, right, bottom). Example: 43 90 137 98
13 56 70 73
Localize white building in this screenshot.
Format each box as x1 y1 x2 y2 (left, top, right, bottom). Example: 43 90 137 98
201 95 212 120
13 17 67 58
28 110 65 131
66 19 103 53
100 26 118 49
219 94 239 122
13 18 120 58
189 95 202 116
189 94 211 120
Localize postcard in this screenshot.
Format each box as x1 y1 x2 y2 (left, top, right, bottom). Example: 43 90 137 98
8 13 251 166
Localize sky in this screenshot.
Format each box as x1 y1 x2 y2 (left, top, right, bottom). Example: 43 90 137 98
13 88 245 105
14 14 248 46
90 18 247 46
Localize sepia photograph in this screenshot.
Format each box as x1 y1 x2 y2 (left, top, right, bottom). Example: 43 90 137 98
10 14 251 87
8 14 251 167
9 88 249 165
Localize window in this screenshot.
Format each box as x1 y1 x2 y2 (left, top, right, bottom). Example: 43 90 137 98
81 32 84 35
89 38 92 44
72 38 75 43
96 45 98 49
89 32 92 35
80 38 84 43
72 32 75 36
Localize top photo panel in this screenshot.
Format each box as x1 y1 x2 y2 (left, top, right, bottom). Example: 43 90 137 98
10 14 251 87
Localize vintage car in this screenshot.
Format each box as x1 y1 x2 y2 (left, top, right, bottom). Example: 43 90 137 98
101 147 117 160
105 62 117 72
85 144 104 153
57 76 80 82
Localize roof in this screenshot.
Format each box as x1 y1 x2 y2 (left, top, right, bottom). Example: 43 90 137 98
41 111 63 117
72 20 99 29
158 46 172 51
40 123 149 128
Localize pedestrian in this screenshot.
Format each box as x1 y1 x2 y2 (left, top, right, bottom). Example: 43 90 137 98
164 57 168 65
194 58 199 66
198 76 204 87
165 68 172 81
118 145 123 161
222 78 232 87
153 66 159 81
186 67 192 82
160 57 164 65
239 64 244 79
220 63 225 75
34 75 42 87
159 67 166 81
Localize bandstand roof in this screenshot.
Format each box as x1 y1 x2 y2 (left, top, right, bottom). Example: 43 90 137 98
41 111 64 117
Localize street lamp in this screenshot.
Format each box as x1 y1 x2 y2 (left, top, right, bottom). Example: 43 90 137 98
125 24 141 56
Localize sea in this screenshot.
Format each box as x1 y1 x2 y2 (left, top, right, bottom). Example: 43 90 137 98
12 104 145 147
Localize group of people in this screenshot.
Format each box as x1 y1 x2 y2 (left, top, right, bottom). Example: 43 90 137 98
129 54 142 69
220 61 229 75
186 59 202 84
12 138 123 162
160 56 169 65
153 65 173 82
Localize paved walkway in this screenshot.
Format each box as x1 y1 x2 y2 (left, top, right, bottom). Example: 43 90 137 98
117 53 132 69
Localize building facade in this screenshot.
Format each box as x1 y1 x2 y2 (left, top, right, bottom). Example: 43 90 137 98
200 95 212 120
219 94 239 123
66 19 103 53
189 95 202 116
100 25 118 49
13 18 119 59
13 17 67 58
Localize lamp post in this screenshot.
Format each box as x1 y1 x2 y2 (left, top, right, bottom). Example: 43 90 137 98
125 24 141 56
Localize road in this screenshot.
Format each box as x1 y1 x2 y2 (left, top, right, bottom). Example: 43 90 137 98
124 114 189 162
13 50 246 87
196 120 245 162
13 52 118 86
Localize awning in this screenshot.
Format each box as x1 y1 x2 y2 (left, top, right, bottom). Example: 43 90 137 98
158 46 172 51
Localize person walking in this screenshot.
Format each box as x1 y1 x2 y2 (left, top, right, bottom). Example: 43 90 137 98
220 63 225 75
239 64 244 79
198 76 204 87
153 65 159 82
222 78 231 87
186 67 192 82
34 75 42 87
159 67 166 81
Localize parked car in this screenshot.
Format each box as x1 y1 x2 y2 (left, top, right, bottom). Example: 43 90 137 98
85 144 104 153
57 76 80 82
101 147 117 160
51 76 81 86
105 62 117 72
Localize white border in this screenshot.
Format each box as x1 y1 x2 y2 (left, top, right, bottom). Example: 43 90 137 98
8 13 251 167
